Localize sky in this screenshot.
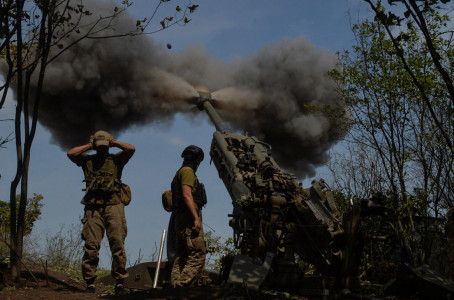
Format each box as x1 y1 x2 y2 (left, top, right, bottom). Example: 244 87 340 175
0 0 369 269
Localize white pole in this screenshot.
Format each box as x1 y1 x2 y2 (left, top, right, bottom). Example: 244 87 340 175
152 229 167 289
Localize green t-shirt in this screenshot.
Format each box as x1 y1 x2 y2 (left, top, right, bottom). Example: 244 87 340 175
177 166 198 192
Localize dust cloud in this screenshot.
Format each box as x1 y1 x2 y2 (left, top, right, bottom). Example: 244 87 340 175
7 0 348 178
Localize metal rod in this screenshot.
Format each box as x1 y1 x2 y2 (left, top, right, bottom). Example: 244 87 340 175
152 229 167 289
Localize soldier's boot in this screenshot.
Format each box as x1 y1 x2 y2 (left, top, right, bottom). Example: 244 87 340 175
193 271 212 286
115 283 126 296
85 284 96 294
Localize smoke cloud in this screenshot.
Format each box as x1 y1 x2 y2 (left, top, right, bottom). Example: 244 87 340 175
9 0 348 178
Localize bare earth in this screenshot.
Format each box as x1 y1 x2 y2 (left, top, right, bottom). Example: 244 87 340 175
0 268 316 300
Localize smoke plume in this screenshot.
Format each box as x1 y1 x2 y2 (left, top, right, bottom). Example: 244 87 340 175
9 0 349 178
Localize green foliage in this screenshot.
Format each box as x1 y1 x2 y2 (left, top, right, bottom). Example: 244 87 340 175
330 0 454 223
295 255 316 275
0 194 43 237
259 289 292 299
363 0 454 152
204 230 238 271
0 194 44 262
158 2 198 30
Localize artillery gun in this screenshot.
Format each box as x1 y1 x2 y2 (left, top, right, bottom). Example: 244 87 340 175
97 91 452 298
195 91 364 289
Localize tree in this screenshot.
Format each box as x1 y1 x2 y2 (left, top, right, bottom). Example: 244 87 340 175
0 0 198 281
328 1 453 268
0 194 43 260
363 0 454 156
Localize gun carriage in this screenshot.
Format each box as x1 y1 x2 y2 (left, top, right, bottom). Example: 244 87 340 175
195 91 363 288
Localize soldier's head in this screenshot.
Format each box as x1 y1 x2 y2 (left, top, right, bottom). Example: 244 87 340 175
181 145 204 171
93 130 111 154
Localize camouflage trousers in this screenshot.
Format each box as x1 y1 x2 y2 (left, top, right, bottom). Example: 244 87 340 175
170 211 206 287
81 203 128 284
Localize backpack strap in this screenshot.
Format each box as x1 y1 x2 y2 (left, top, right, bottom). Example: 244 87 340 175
171 167 183 211
82 159 94 193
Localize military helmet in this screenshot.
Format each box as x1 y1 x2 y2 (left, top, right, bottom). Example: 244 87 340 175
181 145 204 164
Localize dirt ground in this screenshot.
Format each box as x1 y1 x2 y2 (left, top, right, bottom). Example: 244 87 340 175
0 268 317 300
0 283 259 300
0 281 314 300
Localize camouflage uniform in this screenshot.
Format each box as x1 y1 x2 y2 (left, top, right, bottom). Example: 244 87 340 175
81 203 128 284
170 166 207 287
75 152 130 285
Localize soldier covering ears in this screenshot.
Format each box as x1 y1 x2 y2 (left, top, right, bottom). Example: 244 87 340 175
67 130 135 295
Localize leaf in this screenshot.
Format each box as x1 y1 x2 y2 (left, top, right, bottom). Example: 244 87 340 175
188 4 199 13
176 5 181 12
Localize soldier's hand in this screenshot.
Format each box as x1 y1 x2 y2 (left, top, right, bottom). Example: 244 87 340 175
192 217 202 232
89 136 94 148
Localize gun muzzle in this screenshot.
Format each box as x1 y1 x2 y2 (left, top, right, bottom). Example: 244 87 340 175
195 91 231 133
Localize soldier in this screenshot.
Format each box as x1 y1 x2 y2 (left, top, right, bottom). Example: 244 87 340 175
170 145 207 287
67 130 135 295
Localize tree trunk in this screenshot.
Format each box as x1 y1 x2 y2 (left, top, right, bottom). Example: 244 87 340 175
9 0 25 282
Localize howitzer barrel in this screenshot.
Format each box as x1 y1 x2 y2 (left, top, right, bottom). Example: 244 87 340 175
194 91 252 203
213 131 241 179
196 91 231 133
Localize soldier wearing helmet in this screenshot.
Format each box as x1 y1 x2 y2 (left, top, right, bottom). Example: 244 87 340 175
67 130 135 295
169 145 207 287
